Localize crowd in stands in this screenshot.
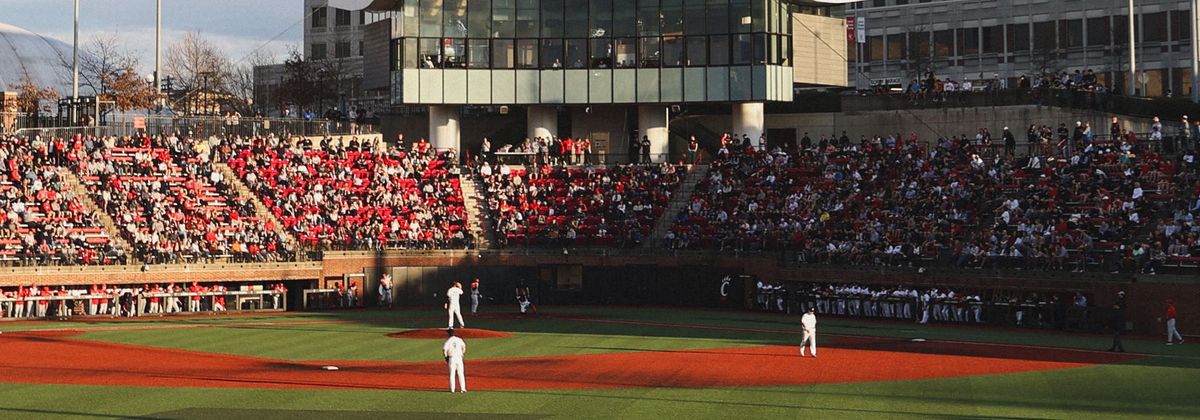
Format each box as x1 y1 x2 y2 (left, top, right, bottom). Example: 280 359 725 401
669 123 1199 274
478 160 682 247
73 134 292 264
0 135 124 265
224 135 470 251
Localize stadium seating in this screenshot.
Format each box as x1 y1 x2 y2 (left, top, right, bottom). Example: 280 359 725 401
225 137 470 250
479 162 683 247
75 136 290 264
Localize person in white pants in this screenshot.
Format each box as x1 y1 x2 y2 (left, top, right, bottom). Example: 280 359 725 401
446 282 465 329
443 328 467 393
800 307 818 357
1166 300 1185 345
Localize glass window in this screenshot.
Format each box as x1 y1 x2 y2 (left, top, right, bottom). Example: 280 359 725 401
1059 19 1083 48
685 0 706 35
886 34 904 60
706 0 728 35
663 0 684 35
1113 17 1128 45
336 41 351 58
614 38 637 68
613 0 636 37
753 33 767 64
731 0 751 33
493 39 515 68
732 33 752 64
311 7 327 28
590 38 613 68
1006 23 1028 52
1172 11 1190 42
516 0 539 37
419 0 442 37
710 34 729 65
445 38 467 68
565 0 589 38
982 25 1004 53
542 39 564 68
468 0 492 38
590 0 613 37
780 34 790 65
686 36 706 66
445 0 468 38
751 0 765 32
663 36 684 66
565 39 587 68
1087 17 1109 47
468 39 490 68
418 38 441 68
956 27 978 55
1144 12 1167 43
1032 21 1054 50
867 35 883 61
541 0 564 38
403 38 419 68
933 30 952 57
517 38 539 68
909 31 929 60
639 37 661 67
336 8 352 27
493 0 515 37
638 0 661 36
402 0 419 37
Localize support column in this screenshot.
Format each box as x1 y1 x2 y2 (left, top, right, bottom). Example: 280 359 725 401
527 106 558 140
429 105 461 154
637 105 668 163
732 102 765 148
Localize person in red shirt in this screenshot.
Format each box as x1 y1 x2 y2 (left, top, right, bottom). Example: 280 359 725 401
1166 300 1184 345
187 282 203 312
14 285 28 318
149 284 163 314
37 286 52 318
213 284 227 312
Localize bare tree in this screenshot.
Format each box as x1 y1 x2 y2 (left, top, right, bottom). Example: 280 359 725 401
57 32 140 98
165 31 232 114
228 50 276 115
14 76 60 115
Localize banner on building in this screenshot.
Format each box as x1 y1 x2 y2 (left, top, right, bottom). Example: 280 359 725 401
845 16 857 43
856 17 866 44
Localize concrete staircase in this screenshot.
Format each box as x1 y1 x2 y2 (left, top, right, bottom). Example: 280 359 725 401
459 173 494 249
213 163 299 253
644 164 709 248
57 168 137 264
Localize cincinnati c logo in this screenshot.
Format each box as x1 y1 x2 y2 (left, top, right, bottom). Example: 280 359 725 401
720 276 731 297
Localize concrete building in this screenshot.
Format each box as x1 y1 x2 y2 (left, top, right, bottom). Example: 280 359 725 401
845 0 1197 97
349 0 829 161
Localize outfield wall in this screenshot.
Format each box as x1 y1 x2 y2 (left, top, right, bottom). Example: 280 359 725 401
2 251 1194 335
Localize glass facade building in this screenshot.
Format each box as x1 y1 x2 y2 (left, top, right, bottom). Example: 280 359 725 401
382 0 795 105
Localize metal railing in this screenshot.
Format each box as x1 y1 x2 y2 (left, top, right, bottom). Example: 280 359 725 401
5 113 369 139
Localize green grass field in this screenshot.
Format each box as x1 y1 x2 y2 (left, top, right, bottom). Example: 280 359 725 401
0 306 1197 419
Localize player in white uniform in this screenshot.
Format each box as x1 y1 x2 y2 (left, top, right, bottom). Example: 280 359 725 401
446 282 465 329
800 307 818 357
443 328 467 393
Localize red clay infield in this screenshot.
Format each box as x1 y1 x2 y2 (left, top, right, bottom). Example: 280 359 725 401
0 330 1138 391
387 328 512 339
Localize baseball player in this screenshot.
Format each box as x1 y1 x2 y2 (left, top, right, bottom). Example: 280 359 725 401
1166 299 1185 345
443 328 467 393
378 274 394 309
470 278 481 314
516 281 536 314
800 307 817 357
446 282 465 329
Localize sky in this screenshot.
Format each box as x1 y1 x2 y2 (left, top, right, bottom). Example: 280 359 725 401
0 0 304 74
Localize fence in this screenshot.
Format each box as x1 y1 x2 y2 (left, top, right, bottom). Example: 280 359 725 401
4 113 366 139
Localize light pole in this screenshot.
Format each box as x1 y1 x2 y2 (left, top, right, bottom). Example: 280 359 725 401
1192 0 1199 102
1128 0 1137 96
156 0 162 103
72 0 79 100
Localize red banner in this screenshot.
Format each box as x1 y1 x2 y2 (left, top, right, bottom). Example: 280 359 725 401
846 16 857 43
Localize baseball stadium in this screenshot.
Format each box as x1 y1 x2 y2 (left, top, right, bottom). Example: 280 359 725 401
3 0 1200 418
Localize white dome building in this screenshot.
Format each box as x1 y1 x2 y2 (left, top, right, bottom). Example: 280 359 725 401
0 22 84 96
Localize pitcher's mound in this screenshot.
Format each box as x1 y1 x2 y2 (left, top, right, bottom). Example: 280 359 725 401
387 328 512 339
